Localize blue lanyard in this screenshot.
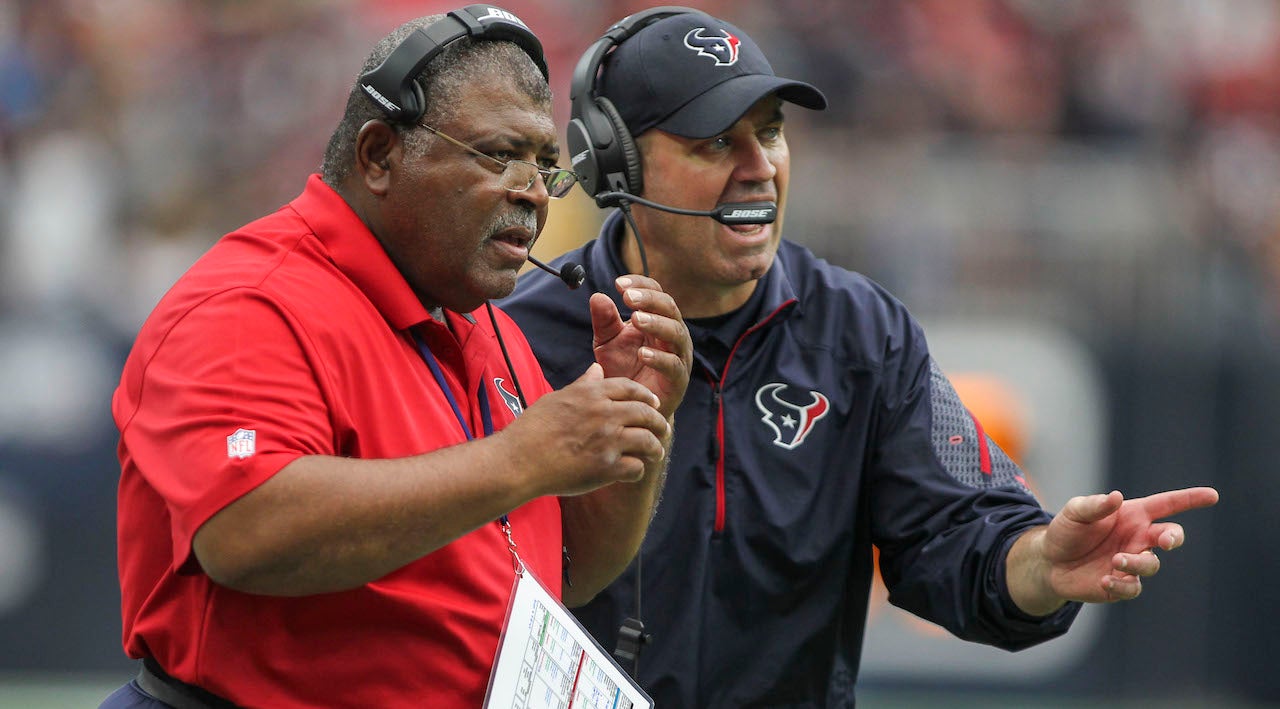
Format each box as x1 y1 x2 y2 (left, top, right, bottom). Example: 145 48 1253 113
411 327 509 531
411 329 494 439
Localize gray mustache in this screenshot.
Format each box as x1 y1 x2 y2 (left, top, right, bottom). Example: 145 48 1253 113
487 208 538 238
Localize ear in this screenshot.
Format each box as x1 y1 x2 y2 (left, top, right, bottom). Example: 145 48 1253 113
354 119 400 196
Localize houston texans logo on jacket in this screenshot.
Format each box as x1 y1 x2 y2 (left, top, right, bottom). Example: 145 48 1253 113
755 383 830 450
683 27 741 66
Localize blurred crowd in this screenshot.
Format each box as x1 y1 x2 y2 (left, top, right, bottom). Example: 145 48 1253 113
760 0 1280 346
3 0 1279 336
0 0 1278 690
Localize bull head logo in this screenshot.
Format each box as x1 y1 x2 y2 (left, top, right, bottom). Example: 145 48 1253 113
755 383 830 450
683 28 741 66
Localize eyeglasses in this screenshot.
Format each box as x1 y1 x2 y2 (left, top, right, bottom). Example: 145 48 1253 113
417 122 578 199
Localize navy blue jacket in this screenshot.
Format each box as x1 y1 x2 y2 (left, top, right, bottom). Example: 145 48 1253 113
500 212 1079 708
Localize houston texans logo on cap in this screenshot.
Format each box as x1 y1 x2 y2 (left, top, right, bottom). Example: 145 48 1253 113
683 28 741 66
755 383 830 450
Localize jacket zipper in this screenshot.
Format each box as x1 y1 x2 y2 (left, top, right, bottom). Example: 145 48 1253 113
712 298 797 533
712 382 726 532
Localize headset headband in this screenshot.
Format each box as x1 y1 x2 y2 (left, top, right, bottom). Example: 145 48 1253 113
568 6 696 136
567 6 698 198
360 4 547 124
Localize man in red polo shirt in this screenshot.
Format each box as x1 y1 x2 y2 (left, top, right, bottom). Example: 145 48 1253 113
101 7 691 708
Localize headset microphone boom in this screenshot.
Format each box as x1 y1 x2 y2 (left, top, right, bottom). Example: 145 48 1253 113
595 191 776 225
524 191 775 291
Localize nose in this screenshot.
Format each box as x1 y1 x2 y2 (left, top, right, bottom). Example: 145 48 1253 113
507 166 551 210
733 138 777 185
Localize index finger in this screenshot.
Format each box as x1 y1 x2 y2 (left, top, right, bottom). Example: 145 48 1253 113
615 274 664 292
1140 486 1220 520
617 281 682 321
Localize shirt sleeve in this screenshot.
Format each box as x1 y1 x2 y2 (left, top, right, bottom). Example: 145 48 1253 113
867 317 1079 650
118 288 334 571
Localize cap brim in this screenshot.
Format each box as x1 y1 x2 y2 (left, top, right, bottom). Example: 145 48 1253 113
653 74 828 139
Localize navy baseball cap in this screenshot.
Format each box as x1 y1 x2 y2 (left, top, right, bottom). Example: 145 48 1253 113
599 11 827 139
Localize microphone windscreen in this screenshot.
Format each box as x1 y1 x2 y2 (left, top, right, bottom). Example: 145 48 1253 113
562 263 586 290
712 202 777 225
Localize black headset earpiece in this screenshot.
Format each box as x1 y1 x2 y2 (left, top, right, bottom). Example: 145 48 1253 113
567 6 699 202
359 4 548 125
591 96 643 196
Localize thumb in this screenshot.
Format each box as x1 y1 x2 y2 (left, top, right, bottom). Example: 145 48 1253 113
1065 490 1123 524
589 292 623 346
574 362 604 383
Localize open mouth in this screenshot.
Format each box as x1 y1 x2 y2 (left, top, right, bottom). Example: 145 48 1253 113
727 222 766 236
492 228 533 253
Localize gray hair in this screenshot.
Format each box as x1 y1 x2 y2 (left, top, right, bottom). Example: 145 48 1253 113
320 16 551 186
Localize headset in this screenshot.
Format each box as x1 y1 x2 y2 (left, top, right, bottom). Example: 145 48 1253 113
566 6 699 200
359 6 582 287
359 4 548 125
565 6 775 281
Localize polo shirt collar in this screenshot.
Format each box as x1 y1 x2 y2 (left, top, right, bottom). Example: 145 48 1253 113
289 174 432 331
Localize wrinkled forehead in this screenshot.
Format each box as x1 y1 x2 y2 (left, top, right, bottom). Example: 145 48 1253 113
433 68 553 127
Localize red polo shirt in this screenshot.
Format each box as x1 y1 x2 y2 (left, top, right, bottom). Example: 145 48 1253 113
113 174 561 708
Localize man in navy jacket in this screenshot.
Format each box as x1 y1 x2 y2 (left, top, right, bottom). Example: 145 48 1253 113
503 9 1218 707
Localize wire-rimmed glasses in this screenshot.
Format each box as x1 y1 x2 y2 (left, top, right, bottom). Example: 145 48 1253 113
417 122 578 198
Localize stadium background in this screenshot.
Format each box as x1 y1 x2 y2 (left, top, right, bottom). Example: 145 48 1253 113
0 0 1274 706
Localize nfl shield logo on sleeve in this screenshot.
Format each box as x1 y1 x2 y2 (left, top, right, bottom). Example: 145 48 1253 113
226 428 257 459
